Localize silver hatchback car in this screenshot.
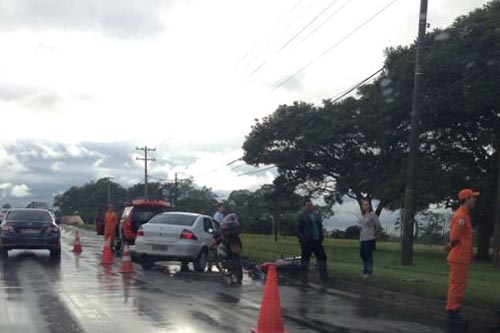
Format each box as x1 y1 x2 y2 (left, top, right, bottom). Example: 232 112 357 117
135 212 220 271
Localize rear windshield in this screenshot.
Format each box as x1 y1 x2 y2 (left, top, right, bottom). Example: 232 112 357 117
5 210 53 222
121 206 133 219
132 206 168 224
149 213 197 226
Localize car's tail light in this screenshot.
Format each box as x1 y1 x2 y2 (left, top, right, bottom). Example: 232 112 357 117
1 224 14 233
180 229 197 240
124 219 133 230
137 227 144 237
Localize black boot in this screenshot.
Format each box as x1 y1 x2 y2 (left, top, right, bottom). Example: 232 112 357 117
447 310 468 328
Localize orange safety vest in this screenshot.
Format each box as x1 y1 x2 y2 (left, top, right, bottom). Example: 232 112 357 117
104 212 118 231
447 206 473 265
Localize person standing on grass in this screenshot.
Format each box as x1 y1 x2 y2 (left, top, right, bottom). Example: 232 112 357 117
296 199 329 287
444 188 479 326
359 199 382 278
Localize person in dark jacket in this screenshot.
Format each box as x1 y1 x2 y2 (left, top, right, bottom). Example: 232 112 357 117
296 199 329 286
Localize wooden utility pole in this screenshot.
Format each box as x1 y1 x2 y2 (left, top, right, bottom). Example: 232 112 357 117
136 146 156 199
401 0 429 265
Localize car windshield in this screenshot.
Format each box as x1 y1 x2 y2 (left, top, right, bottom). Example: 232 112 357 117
5 210 52 222
149 213 197 226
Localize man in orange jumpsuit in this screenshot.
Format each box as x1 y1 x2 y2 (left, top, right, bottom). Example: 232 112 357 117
104 204 118 250
445 188 479 326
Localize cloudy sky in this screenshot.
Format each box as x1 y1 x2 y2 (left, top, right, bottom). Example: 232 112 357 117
0 0 490 225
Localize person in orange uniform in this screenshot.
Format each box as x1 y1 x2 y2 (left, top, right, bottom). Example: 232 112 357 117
104 204 118 249
445 188 479 326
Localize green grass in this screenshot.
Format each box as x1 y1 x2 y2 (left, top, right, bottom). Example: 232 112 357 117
242 234 500 311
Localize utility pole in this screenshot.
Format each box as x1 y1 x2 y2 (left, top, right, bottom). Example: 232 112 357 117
174 173 179 207
401 0 429 265
104 176 114 205
136 146 156 199
491 142 500 267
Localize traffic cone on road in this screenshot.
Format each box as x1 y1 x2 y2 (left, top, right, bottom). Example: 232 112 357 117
252 265 288 333
119 243 135 273
72 230 83 254
101 239 115 265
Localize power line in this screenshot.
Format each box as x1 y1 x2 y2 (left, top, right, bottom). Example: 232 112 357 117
271 0 398 92
237 165 276 177
249 0 340 77
242 0 318 71
330 67 384 103
155 135 176 149
293 0 354 50
236 0 307 67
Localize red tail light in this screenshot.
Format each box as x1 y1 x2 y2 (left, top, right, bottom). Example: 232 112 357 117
180 229 197 240
1 224 14 233
124 219 133 230
137 227 144 237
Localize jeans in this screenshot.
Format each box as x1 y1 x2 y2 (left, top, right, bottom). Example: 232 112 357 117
360 239 376 275
300 240 328 283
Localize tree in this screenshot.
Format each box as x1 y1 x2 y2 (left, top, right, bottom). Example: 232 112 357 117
175 186 218 216
226 184 304 235
54 178 127 223
2 203 11 209
243 2 500 261
416 211 449 246
345 225 361 240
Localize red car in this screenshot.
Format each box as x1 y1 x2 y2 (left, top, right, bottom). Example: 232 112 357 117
117 199 171 249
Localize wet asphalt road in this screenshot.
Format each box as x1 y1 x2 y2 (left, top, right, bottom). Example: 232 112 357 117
0 226 489 333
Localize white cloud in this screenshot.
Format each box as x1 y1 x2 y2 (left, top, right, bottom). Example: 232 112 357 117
51 161 65 171
10 184 31 198
0 0 491 204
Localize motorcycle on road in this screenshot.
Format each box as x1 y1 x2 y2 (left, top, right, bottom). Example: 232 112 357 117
211 214 243 284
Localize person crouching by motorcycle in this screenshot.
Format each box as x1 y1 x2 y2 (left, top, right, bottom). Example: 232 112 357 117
296 199 329 288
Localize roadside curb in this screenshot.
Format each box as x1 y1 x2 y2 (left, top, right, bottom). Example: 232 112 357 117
304 276 496 325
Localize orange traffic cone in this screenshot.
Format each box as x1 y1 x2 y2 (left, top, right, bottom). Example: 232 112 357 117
101 239 115 265
72 230 83 254
252 265 288 333
120 244 135 273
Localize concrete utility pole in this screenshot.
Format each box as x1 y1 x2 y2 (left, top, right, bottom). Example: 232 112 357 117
104 176 114 205
401 0 429 265
491 142 500 267
136 146 156 199
174 173 178 207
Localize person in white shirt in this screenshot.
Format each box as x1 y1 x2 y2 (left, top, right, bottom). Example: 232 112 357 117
213 203 226 224
359 199 382 278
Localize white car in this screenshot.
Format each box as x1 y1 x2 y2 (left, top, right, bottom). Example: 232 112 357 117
135 212 220 272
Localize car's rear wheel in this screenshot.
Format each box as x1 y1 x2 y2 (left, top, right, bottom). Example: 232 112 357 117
50 248 61 259
0 247 8 259
193 249 208 273
140 254 155 270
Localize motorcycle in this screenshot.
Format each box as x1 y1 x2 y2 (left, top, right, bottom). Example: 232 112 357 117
212 214 243 284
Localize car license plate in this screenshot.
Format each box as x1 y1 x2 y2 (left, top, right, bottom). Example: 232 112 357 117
21 229 40 234
152 244 168 251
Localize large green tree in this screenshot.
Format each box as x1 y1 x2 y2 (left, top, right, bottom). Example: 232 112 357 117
243 1 500 260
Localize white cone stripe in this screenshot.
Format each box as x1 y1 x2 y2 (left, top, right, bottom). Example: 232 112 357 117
122 256 131 261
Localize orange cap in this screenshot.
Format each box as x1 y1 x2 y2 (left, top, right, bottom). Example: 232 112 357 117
458 189 480 200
